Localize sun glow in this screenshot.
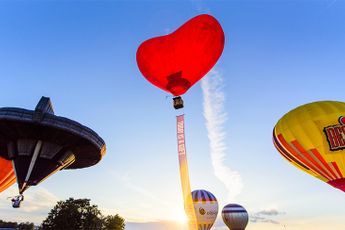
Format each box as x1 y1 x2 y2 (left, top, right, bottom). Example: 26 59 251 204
173 210 188 224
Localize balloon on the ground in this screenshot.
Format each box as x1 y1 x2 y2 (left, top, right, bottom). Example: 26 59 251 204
136 14 225 96
190 189 218 230
0 156 16 193
273 101 345 192
222 204 249 230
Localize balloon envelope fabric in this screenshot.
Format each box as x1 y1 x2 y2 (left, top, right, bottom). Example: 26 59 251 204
191 189 218 230
136 14 225 96
273 101 345 192
0 156 16 193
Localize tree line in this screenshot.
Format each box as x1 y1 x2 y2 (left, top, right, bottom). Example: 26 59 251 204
0 198 125 230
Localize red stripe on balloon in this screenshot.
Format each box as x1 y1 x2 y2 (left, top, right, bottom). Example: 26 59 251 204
273 134 311 170
331 162 343 178
310 149 338 179
277 135 318 170
275 144 292 162
273 137 292 162
291 140 333 180
277 134 331 180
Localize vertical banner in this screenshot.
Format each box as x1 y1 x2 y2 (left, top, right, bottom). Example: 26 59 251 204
176 115 197 230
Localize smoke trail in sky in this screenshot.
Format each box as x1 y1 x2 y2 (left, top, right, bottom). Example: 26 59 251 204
201 69 243 200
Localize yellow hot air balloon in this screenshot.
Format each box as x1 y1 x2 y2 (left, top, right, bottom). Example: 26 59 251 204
273 101 345 192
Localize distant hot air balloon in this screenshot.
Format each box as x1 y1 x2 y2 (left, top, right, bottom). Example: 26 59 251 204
273 101 345 192
136 14 225 109
0 156 16 193
222 204 249 230
190 189 218 230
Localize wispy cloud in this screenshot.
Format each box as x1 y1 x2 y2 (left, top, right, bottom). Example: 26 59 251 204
256 209 286 216
126 220 185 230
107 170 186 223
250 209 286 225
109 170 172 207
0 185 58 224
20 187 58 213
201 69 243 201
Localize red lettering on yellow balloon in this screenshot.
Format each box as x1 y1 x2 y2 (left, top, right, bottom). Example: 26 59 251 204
325 127 339 149
324 123 345 151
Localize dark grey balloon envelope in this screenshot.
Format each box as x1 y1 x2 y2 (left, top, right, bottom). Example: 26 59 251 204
0 97 106 194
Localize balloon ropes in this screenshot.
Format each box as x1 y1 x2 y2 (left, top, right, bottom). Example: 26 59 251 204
273 101 345 192
136 14 225 229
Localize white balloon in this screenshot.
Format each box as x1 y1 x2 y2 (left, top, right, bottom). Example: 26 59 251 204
191 189 218 230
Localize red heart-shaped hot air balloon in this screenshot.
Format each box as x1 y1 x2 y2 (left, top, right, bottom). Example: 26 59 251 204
136 14 225 96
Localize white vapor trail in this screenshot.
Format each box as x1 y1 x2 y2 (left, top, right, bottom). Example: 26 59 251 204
201 69 243 201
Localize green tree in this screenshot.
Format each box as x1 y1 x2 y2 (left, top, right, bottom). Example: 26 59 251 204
18 222 35 230
41 198 125 230
0 219 18 228
0 220 35 229
41 198 103 230
102 214 125 230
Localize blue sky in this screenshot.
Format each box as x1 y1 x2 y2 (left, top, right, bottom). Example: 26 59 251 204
0 0 345 229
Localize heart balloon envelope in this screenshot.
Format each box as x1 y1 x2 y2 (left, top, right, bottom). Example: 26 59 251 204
273 101 345 192
136 14 225 96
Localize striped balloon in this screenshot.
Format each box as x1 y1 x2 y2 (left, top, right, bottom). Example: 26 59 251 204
191 190 218 230
273 101 345 192
222 204 248 230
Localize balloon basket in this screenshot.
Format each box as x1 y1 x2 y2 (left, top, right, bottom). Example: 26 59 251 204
173 96 184 109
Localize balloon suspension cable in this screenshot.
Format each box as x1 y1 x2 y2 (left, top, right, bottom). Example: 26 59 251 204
176 115 197 230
